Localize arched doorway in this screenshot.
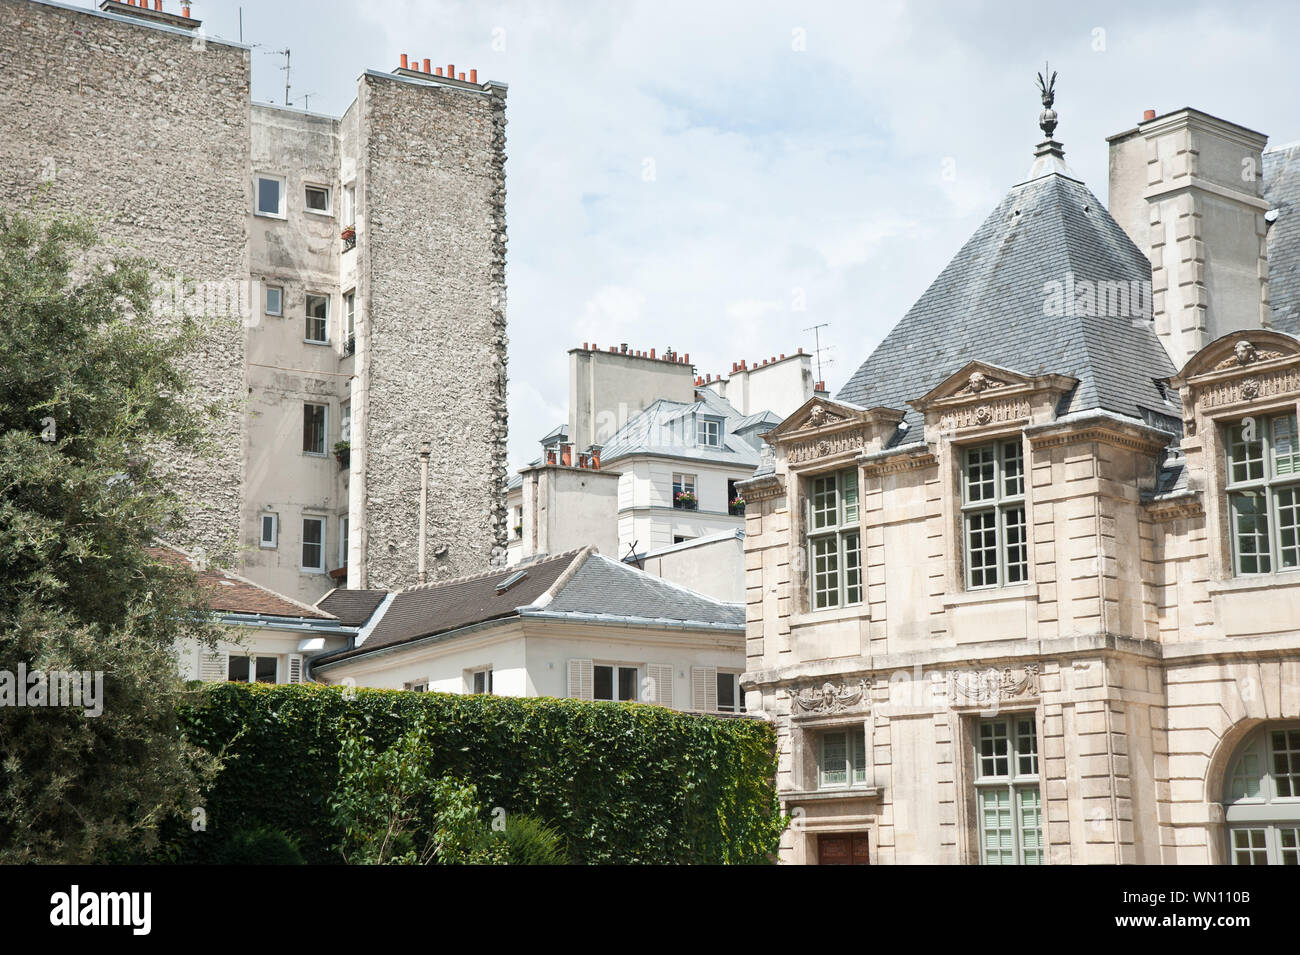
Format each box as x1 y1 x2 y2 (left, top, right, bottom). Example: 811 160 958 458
1223 723 1300 865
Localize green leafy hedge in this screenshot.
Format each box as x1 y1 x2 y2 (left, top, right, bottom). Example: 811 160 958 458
165 682 782 864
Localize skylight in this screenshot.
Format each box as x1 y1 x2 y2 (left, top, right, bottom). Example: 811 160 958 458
495 570 528 594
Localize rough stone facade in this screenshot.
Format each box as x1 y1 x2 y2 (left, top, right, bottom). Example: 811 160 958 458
0 0 250 562
0 0 508 600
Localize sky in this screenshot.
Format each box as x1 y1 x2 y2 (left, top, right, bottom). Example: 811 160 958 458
136 0 1300 471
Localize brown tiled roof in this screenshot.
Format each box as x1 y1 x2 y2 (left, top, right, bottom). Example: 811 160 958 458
316 588 389 627
321 550 586 662
149 545 336 620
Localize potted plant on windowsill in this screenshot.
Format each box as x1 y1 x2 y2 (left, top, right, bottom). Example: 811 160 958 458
729 495 746 516
341 225 356 251
333 440 351 469
674 490 697 510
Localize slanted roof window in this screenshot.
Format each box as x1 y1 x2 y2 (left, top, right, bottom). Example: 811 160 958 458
495 570 528 594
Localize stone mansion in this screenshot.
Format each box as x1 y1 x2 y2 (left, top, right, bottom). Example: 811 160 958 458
739 83 1300 864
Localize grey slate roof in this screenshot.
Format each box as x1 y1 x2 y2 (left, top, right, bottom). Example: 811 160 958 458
1265 142 1300 336
315 588 389 627
535 553 742 628
836 172 1179 442
315 549 741 665
600 388 768 467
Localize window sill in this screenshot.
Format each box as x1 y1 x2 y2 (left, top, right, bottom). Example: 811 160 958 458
300 568 325 575
1207 572 1300 596
254 211 286 220
943 583 1037 609
781 786 882 803
303 339 331 347
304 209 334 218
790 603 865 628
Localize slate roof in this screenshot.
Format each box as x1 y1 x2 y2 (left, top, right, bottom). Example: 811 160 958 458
1265 142 1300 336
315 588 389 627
535 553 743 629
149 545 336 620
836 171 1180 442
315 548 742 665
599 388 767 467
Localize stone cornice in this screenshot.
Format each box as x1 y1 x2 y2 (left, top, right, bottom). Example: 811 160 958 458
855 444 936 476
1026 419 1170 455
1143 492 1205 523
737 473 784 503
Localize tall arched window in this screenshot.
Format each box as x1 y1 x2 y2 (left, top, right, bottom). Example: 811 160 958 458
1223 723 1300 864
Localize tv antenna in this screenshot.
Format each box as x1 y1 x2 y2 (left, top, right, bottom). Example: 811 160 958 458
803 322 834 385
262 48 291 106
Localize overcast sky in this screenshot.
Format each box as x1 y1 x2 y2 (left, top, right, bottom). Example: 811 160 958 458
158 0 1300 471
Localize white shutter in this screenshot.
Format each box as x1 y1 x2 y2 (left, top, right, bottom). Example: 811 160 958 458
199 649 228 682
567 659 594 700
692 666 718 712
647 663 674 708
287 654 304 684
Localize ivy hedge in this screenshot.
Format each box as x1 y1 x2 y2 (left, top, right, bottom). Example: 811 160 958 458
163 682 783 864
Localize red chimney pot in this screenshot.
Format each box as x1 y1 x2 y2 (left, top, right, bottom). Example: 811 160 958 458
1142 108 1156 121
423 58 431 73
436 67 444 76
447 63 455 77
470 69 478 83
400 54 409 69
458 72 466 80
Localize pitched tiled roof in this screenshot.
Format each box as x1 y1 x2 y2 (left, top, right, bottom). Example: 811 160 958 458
1265 142 1300 336
537 553 742 628
315 588 389 627
149 545 336 620
322 550 584 660
836 172 1179 442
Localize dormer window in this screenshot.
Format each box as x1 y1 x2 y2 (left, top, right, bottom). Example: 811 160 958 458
1225 412 1300 576
697 416 722 448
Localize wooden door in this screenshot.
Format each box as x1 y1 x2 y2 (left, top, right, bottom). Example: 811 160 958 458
818 833 869 865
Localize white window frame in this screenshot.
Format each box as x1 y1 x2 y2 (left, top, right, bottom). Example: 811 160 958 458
255 174 287 219
228 654 280 684
1225 412 1300 576
697 416 722 448
973 714 1043 865
301 516 326 573
405 680 428 693
305 292 330 344
715 671 746 713
343 290 356 353
342 182 356 226
338 515 349 568
960 439 1028 591
593 663 639 702
807 468 861 611
817 727 868 790
264 284 283 317
469 668 493 695
303 403 328 456
260 512 278 549
304 183 332 216
672 472 697 510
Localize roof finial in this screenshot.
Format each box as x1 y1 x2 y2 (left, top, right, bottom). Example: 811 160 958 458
1036 62 1058 139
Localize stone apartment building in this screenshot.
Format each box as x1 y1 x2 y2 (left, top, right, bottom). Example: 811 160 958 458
0 0 508 602
740 85 1300 864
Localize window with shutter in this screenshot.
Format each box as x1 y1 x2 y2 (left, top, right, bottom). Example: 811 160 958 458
567 659 594 700
647 663 674 708
692 666 718 711
287 654 303 684
199 650 227 682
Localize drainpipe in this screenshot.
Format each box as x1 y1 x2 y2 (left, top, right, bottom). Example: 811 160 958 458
417 441 431 584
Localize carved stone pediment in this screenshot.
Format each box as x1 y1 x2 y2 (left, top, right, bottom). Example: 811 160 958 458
763 397 904 467
789 680 869 715
948 663 1040 707
908 361 1077 435
1172 330 1300 392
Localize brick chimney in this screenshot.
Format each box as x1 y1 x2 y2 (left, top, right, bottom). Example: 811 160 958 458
99 0 201 29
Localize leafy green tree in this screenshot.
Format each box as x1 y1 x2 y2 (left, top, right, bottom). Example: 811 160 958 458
0 207 225 862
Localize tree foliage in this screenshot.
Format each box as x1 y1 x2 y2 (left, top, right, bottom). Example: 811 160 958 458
0 207 225 862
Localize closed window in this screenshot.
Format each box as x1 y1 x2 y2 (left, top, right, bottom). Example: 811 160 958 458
305 293 329 343
1225 724 1300 865
672 473 697 510
303 403 327 455
343 291 356 353
471 669 493 695
1226 413 1300 575
255 174 286 218
594 664 638 702
342 183 356 226
338 516 349 568
697 416 722 448
265 284 283 317
974 716 1042 865
818 727 867 789
301 517 325 572
260 513 278 549
304 184 330 214
228 655 278 684
807 468 861 610
961 440 1027 590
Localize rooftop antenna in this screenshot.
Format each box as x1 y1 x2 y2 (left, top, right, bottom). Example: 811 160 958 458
803 322 831 385
300 91 318 111
262 48 291 106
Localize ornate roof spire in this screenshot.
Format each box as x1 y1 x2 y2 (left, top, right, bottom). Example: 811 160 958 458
1025 62 1071 181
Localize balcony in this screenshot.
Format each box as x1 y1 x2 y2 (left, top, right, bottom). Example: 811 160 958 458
341 225 356 252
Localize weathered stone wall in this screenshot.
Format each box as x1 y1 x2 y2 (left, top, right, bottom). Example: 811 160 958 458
357 72 508 588
0 0 250 563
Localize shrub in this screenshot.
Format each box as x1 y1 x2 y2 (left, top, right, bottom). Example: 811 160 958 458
213 827 304 865
490 814 568 865
167 682 782 865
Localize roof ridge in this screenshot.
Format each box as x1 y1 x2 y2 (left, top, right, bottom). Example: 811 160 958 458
398 548 587 593
586 552 743 607
526 546 594 609
152 540 338 619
